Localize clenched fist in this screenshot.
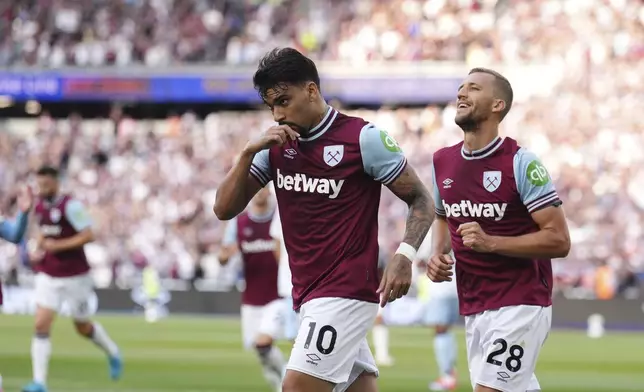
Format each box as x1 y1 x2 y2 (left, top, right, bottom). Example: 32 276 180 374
457 222 494 253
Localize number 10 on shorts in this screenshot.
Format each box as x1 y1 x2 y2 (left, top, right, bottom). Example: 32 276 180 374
304 322 338 355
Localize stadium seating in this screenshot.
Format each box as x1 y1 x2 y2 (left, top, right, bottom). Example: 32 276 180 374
0 0 642 299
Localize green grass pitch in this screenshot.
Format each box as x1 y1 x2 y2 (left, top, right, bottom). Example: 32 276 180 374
1 314 643 391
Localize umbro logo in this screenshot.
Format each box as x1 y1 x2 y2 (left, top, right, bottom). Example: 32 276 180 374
306 353 321 366
496 371 510 383
284 148 297 159
443 178 454 189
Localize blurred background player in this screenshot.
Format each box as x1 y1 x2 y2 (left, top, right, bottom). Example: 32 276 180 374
141 264 162 323
0 186 34 306
416 229 459 391
427 69 570 392
24 166 122 392
219 187 285 392
417 257 458 391
372 245 394 367
269 202 299 342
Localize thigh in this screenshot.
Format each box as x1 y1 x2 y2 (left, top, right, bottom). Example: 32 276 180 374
287 297 378 385
258 299 286 339
34 273 62 312
464 314 482 390
475 306 552 392
344 370 378 392
335 338 378 392
241 305 261 349
64 275 96 321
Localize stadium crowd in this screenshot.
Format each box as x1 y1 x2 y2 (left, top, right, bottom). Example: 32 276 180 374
0 0 642 300
2 0 642 66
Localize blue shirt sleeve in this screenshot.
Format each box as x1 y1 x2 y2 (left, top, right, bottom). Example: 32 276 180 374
64 199 93 231
359 123 407 185
222 217 238 246
0 212 29 244
249 150 272 187
513 148 562 213
432 165 446 217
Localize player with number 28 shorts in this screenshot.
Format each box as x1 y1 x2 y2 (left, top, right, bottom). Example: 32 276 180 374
427 69 570 392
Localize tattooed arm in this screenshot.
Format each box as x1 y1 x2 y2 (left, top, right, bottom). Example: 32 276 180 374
386 165 435 249
358 123 435 306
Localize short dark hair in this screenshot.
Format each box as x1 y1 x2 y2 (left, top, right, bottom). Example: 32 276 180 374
253 48 321 101
36 165 59 178
469 67 513 120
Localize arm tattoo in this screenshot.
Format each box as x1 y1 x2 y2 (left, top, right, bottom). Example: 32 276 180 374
387 165 435 249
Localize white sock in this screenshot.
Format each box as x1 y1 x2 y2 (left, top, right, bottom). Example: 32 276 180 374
90 322 119 357
257 345 285 389
31 334 51 385
372 325 390 359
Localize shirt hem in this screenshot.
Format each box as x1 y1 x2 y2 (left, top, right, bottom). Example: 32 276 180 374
460 300 553 316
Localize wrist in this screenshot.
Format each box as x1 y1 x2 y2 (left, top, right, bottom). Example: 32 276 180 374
395 242 417 262
241 144 259 156
488 235 500 253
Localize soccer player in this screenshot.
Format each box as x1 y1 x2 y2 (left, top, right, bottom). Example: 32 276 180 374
372 245 393 367
219 187 286 391
214 47 435 392
417 255 459 391
269 203 299 343
0 186 34 306
426 68 571 392
23 166 122 392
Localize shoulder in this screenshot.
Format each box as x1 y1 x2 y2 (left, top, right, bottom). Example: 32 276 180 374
432 142 463 164
357 120 400 150
336 111 369 133
511 143 542 170
330 112 369 144
63 196 84 210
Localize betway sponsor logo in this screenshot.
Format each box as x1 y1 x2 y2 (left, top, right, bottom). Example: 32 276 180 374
240 239 276 254
443 200 507 221
276 169 344 199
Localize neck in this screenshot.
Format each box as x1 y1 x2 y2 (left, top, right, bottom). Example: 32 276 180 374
305 100 328 135
463 121 499 152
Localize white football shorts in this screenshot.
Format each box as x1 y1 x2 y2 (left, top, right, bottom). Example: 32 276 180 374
287 297 379 392
240 298 285 349
34 272 95 320
465 305 552 392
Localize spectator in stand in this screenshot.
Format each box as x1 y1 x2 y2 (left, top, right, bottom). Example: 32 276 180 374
0 0 641 299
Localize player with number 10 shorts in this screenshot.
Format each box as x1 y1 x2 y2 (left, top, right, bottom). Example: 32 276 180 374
427 69 570 392
214 47 435 392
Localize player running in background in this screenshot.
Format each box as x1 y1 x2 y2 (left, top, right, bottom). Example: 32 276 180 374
23 166 122 392
417 235 459 391
371 245 394 367
269 202 299 343
219 187 286 392
426 69 570 392
214 47 435 392
0 186 34 306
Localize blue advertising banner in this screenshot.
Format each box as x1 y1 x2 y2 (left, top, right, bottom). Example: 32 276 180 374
0 66 464 104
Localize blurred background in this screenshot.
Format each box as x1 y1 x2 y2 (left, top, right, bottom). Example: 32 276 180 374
0 0 643 391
